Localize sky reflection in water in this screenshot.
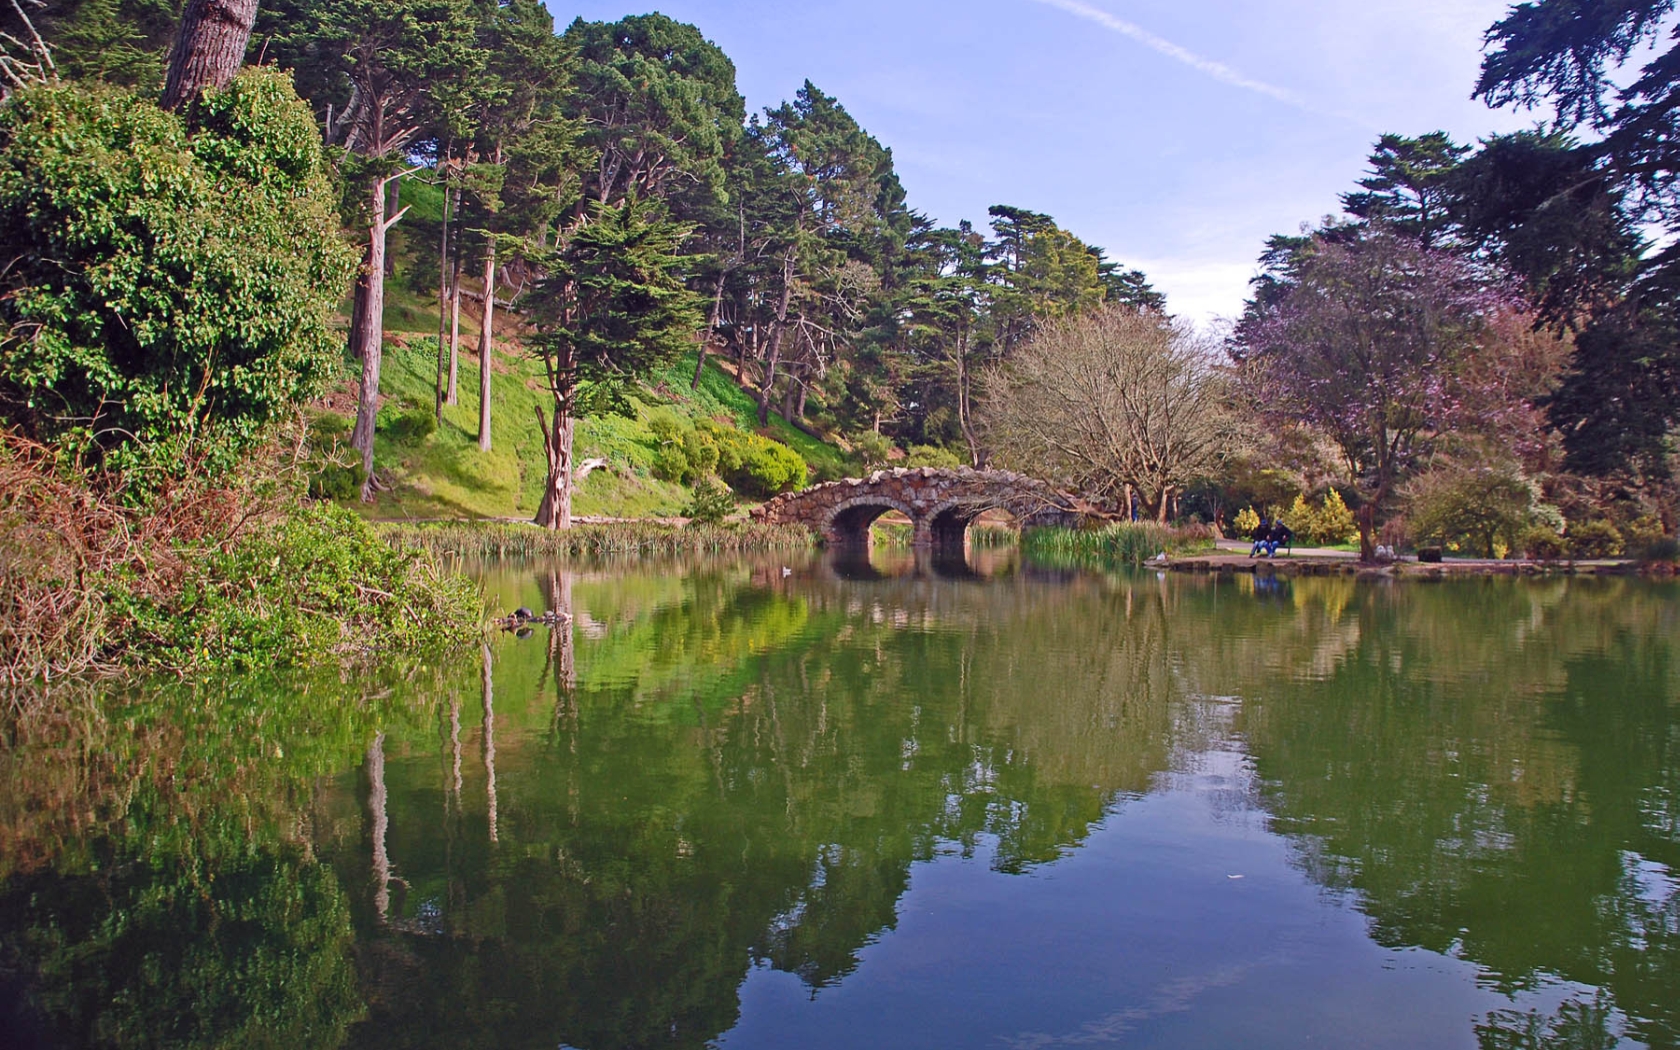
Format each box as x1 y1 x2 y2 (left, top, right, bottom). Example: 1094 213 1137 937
2 552 1676 1049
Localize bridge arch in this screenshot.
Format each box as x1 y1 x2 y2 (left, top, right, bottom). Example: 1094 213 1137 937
754 467 1104 551
823 495 918 547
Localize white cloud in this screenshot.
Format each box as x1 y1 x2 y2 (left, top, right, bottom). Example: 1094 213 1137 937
1128 257 1258 328
1024 0 1338 119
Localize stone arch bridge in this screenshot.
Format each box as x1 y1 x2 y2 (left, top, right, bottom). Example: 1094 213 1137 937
752 468 1108 548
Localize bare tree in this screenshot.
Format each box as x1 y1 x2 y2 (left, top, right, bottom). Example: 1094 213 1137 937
1 0 56 99
982 305 1229 521
160 0 257 111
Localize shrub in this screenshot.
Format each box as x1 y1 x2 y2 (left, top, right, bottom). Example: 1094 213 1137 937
1407 466 1534 558
905 444 964 469
1280 490 1358 545
307 464 365 501
703 421 806 498
1567 520 1623 559
683 475 735 525
0 73 355 480
1520 526 1567 561
112 502 482 673
850 430 895 469
1233 506 1261 535
378 401 436 443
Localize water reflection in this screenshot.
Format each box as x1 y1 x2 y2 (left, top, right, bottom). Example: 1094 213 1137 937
0 560 1675 1049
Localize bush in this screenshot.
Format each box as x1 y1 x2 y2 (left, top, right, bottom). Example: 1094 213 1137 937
112 502 482 673
379 401 436 443
1233 506 1261 535
905 444 964 469
0 73 355 479
0 435 480 686
849 430 895 469
683 474 736 525
307 464 365 501
702 421 806 498
1567 520 1623 559
1407 466 1534 558
1520 526 1567 561
1279 490 1357 545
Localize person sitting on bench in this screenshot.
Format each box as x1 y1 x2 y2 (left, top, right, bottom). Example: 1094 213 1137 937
1265 519 1294 557
1249 517 1272 558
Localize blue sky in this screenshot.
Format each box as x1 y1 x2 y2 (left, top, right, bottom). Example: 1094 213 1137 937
557 0 1535 324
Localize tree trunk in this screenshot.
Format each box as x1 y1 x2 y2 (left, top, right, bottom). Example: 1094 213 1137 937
1155 485 1174 524
368 731 390 924
481 642 497 844
534 392 576 530
160 0 257 111
955 328 980 466
447 249 461 405
435 161 453 422
757 251 795 427
349 175 394 500
476 246 496 452
693 270 726 390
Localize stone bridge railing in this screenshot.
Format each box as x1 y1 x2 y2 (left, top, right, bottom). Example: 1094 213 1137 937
752 467 1107 548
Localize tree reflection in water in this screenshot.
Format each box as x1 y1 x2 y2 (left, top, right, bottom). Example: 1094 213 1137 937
0 562 1674 1049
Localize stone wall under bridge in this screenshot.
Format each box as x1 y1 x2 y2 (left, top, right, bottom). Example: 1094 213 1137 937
751 467 1108 549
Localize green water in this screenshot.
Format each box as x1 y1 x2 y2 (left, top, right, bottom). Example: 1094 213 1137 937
2 552 1677 1049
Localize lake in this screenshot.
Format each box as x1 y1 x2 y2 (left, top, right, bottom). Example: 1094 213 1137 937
2 550 1677 1049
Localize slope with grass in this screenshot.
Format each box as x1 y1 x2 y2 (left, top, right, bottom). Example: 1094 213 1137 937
314 340 858 521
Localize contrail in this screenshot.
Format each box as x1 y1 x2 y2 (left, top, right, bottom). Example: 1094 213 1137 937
1026 0 1314 112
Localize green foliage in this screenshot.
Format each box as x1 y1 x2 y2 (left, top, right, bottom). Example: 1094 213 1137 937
703 421 807 498
380 519 812 556
44 0 176 89
378 400 437 443
849 430 895 469
1519 525 1567 561
1282 490 1358 546
1021 523 1213 566
903 444 963 469
683 475 736 525
306 464 366 501
112 503 482 673
648 410 721 485
0 73 356 479
1408 467 1536 559
1566 520 1623 559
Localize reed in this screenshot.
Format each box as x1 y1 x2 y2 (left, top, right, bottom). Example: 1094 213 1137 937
1021 523 1213 566
380 519 816 558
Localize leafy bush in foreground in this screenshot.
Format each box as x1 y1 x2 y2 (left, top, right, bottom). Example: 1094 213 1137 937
0 433 481 688
0 72 354 478
115 503 482 672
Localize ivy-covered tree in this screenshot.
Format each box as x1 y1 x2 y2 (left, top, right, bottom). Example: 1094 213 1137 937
524 200 704 528
0 71 355 478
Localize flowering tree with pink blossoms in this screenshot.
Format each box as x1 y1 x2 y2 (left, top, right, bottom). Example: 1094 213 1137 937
1234 229 1541 559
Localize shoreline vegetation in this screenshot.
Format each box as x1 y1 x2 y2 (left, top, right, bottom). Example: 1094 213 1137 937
5 0 1680 694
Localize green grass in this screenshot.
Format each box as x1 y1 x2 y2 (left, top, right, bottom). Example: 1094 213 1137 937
1022 523 1215 566
380 519 814 557
340 335 857 522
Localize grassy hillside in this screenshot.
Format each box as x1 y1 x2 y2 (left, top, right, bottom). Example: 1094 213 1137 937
314 340 857 521
310 176 859 521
